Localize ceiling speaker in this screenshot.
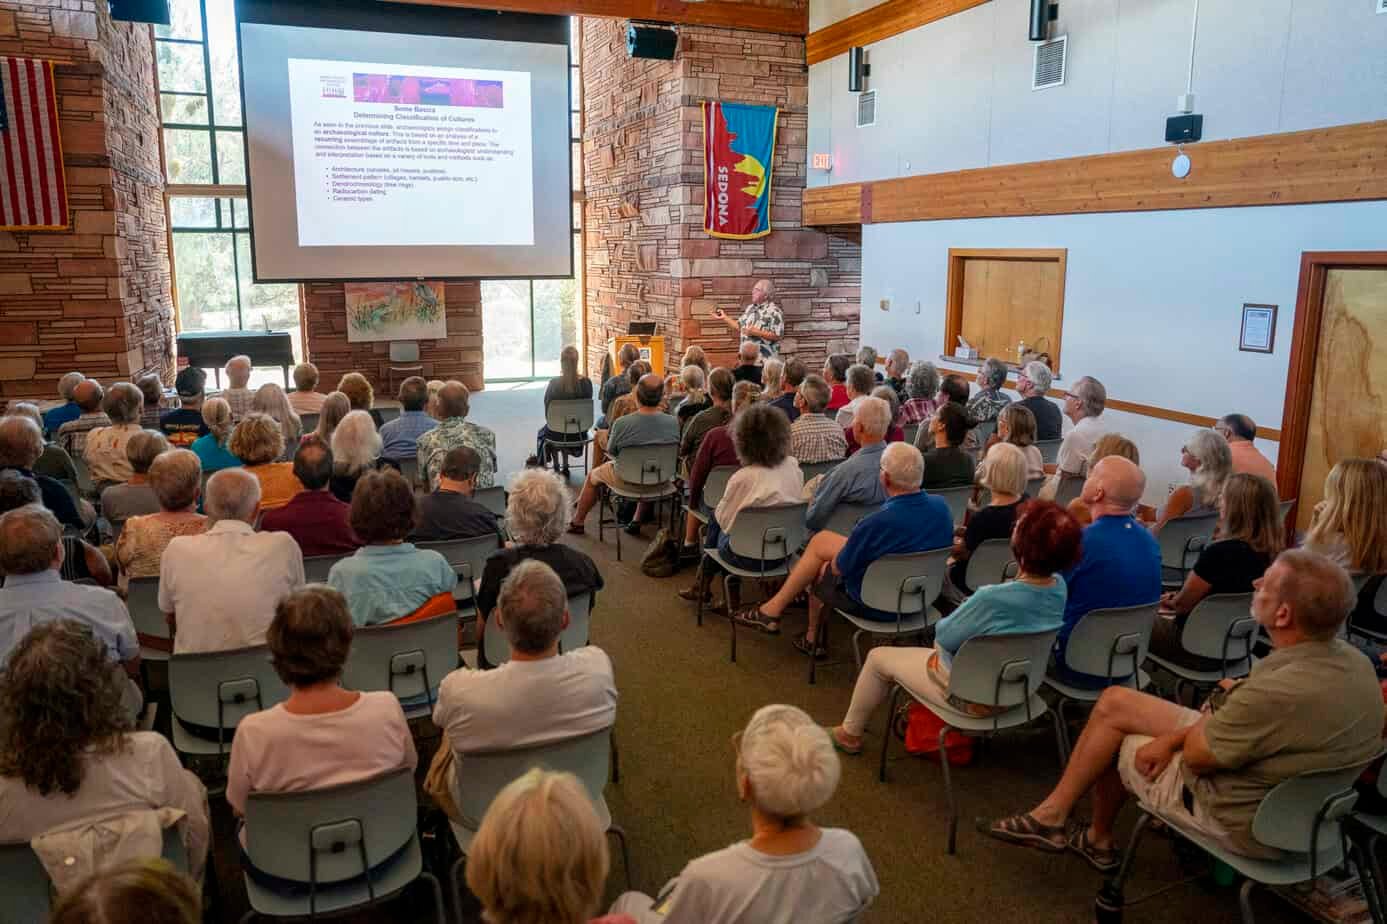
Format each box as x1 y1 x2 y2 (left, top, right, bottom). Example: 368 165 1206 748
626 24 677 60
109 0 171 25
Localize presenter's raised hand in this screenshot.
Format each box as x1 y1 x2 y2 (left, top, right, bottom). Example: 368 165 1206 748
713 307 726 320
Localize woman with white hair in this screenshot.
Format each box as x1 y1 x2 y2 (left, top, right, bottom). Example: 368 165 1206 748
942 442 1029 607
610 704 878 923
966 357 1012 428
898 361 940 427
1152 428 1232 533
190 397 242 474
251 383 302 452
882 349 910 406
329 409 382 503
310 390 352 445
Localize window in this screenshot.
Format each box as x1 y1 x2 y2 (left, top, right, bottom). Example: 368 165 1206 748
157 0 302 366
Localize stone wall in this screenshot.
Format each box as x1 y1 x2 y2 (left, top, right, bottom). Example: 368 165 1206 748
0 1 172 401
301 282 485 395
581 18 860 378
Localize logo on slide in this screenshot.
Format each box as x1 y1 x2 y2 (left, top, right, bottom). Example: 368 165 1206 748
318 76 347 99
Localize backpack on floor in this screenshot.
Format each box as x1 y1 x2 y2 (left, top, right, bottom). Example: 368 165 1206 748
899 702 974 766
640 527 681 578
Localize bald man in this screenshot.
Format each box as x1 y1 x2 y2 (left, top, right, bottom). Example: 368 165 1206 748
1052 456 1162 688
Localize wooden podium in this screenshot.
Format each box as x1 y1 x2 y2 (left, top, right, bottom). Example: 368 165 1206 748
607 335 667 376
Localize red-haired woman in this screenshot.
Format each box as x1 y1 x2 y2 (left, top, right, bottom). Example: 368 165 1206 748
829 500 1083 752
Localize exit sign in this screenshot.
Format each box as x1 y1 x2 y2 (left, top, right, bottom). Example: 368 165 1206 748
811 152 833 170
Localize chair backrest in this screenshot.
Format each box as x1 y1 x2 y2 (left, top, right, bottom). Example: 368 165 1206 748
485 592 591 667
243 766 419 887
304 554 345 584
168 645 289 744
474 485 507 518
376 406 401 425
799 459 840 483
1157 513 1219 571
389 341 420 363
701 465 738 510
1035 439 1063 465
545 398 595 437
417 534 500 589
300 412 319 434
948 630 1060 708
902 424 920 447
724 503 808 568
932 485 973 525
1179 593 1257 666
1252 761 1372 876
1061 603 1157 682
820 502 881 538
1053 474 1084 507
394 456 420 487
665 395 685 416
856 549 950 620
971 419 998 451
965 538 1015 590
1278 498 1295 529
452 727 613 833
0 828 186 920
342 611 457 706
126 576 167 643
1025 476 1048 498
612 442 679 486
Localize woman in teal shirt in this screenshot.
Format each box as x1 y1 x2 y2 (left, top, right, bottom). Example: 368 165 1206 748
829 500 1084 753
190 397 242 474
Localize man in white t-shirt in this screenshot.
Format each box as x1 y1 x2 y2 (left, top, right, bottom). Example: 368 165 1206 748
159 468 305 654
433 559 616 755
1053 375 1107 478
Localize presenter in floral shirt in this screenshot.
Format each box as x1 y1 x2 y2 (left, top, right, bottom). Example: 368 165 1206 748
714 279 784 359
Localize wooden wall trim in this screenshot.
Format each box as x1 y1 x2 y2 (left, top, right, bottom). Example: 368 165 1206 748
396 0 808 35
802 181 862 225
803 120 1387 226
806 0 987 65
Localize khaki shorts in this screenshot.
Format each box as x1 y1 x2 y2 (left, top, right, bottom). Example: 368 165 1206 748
1117 706 1236 849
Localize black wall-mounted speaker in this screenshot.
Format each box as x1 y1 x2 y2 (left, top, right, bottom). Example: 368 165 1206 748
1029 0 1058 41
109 0 171 25
848 46 869 92
626 24 677 60
1165 113 1204 143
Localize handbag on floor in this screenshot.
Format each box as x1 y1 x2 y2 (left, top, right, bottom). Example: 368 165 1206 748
900 701 975 766
640 527 681 578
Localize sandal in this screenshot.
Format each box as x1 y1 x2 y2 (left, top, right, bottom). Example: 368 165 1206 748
978 813 1067 853
829 726 863 756
732 605 781 635
1067 824 1121 874
792 633 827 660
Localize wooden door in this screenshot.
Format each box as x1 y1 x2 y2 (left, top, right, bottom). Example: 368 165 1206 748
1282 258 1387 531
946 249 1066 371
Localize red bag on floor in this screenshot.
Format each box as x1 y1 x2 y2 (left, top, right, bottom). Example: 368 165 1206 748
902 703 975 766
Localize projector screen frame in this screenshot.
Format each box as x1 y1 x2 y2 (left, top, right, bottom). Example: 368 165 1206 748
235 0 575 283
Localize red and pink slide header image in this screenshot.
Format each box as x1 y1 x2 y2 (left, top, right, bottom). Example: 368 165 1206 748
351 74 503 108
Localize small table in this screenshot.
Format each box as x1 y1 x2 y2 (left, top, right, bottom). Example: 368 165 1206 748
177 330 295 388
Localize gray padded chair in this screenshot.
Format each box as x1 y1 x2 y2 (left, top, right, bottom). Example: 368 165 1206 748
416 534 500 617
880 629 1066 854
1145 593 1257 699
299 412 319 434
474 485 507 518
902 423 920 447
542 398 596 476
1053 474 1085 507
932 485 973 525
697 503 808 662
1347 763 1387 922
820 501 881 538
341 611 458 720
1025 476 1048 498
168 645 289 758
1043 603 1157 759
599 442 680 561
798 459 841 484
1157 512 1219 587
303 554 345 584
1035 439 1063 465
963 537 1015 591
240 767 445 922
127 576 169 680
483 592 593 668
689 465 738 528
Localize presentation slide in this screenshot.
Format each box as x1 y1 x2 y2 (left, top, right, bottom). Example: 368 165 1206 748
237 3 572 283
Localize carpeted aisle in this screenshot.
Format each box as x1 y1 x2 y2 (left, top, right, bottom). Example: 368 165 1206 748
467 384 1302 924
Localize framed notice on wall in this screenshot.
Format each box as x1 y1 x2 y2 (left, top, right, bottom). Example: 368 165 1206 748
1239 303 1277 354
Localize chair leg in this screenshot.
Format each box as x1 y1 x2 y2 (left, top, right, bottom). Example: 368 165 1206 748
450 856 467 924
1237 878 1257 924
1055 698 1072 760
1097 811 1153 919
597 489 606 544
608 824 633 889
696 558 706 627
727 574 737 663
615 502 622 561
879 686 900 783
1051 709 1070 767
938 724 959 854
851 629 866 676
1351 836 1387 924
419 871 448 924
1367 832 1387 923
610 734 621 784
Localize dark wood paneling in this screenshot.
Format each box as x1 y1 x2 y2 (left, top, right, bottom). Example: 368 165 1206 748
395 0 808 35
806 0 988 65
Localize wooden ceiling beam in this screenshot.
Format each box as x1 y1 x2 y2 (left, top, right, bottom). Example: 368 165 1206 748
392 0 808 36
806 0 988 66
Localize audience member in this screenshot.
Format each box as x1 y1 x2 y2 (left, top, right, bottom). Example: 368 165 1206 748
883 348 911 406
6 401 78 484
219 355 254 422
1216 413 1277 483
425 378 446 418
159 367 209 448
380 375 437 463
917 403 975 489
760 357 784 404
1302 458 1387 575
823 354 852 411
805 396 890 532
857 345 884 383
571 375 679 534
899 361 941 427
228 412 302 510
535 346 592 469
679 367 734 468
50 859 202 924
337 371 385 428
985 550 1383 868
611 705 877 923
159 468 304 654
789 374 847 465
251 382 302 450
678 381 761 557
831 502 1080 750
732 340 764 385
259 440 361 557
189 396 241 474
1051 456 1161 688
288 362 327 414
769 357 806 423
0 622 209 880
680 344 710 376
1066 434 1142 527
1150 473 1281 670
411 445 500 542
100 430 169 526
597 361 652 464
56 378 110 458
675 364 711 432
328 409 381 502
738 443 951 657
599 343 642 426
84 381 144 487
944 442 1029 603
1053 375 1107 478
967 357 1012 429
0 469 109 585
43 370 86 436
469 770 632 924
437 559 616 750
834 364 876 430
137 375 166 429
227 585 416 834
1016 360 1062 441
417 380 497 490
0 415 83 528
977 403 1044 483
1153 428 1232 532
114 449 206 588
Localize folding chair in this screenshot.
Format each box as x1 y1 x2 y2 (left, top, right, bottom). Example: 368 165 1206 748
963 537 1015 591
483 592 593 667
341 611 459 720
1104 761 1374 924
694 504 807 658
798 459 841 484
375 405 402 425
1157 512 1219 588
1053 474 1085 507
542 398 596 476
902 424 920 447
665 394 686 417
391 456 421 489
933 485 973 526
416 534 500 619
240 767 446 922
1035 439 1063 466
1025 476 1048 498
168 645 289 760
299 412 319 434
474 485 507 518
1145 593 1256 702
303 554 346 584
1043 603 1157 759
820 501 881 538
1347 763 1387 923
598 442 680 562
880 630 1065 854
687 465 738 529
1348 577 1387 644
813 548 949 684
127 575 170 686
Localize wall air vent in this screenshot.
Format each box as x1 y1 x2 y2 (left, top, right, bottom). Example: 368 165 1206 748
1033 35 1067 90
856 89 877 127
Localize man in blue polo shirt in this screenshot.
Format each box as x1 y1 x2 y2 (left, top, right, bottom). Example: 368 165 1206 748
1052 455 1162 687
735 441 953 657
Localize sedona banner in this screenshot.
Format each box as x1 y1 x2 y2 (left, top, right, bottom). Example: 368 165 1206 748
702 101 778 240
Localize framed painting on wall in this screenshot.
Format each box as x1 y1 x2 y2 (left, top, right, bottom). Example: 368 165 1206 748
345 281 447 343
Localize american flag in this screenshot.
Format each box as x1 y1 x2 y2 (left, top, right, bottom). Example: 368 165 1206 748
0 57 69 231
